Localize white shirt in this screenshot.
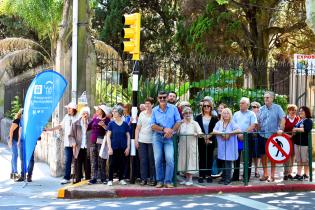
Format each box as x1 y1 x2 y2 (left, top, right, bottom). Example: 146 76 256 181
137 111 153 143
61 114 79 147
80 119 87 149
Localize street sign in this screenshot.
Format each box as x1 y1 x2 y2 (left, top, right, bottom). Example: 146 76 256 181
265 134 293 164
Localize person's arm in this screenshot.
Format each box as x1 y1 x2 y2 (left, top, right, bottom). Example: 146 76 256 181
125 132 131 156
247 112 258 132
68 123 76 147
277 107 286 135
18 126 22 145
45 124 62 131
135 124 141 149
164 106 182 138
106 130 113 155
277 118 285 135
9 122 18 147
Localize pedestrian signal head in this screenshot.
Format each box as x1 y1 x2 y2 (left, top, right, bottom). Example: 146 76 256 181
121 13 141 60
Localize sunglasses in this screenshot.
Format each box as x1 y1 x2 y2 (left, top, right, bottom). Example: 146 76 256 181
158 96 167 100
252 106 259 108
203 105 211 108
184 112 192 114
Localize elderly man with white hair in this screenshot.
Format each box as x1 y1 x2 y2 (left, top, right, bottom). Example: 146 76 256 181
232 97 257 181
257 91 285 182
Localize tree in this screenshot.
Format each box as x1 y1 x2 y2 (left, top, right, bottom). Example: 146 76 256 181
91 0 181 59
0 0 63 60
177 0 312 87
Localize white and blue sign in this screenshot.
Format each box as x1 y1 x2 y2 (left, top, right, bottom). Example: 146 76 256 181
21 70 67 173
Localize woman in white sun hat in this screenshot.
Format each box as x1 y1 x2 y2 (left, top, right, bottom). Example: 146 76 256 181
45 101 79 184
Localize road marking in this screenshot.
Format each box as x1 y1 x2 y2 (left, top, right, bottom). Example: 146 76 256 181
57 180 88 198
215 194 286 210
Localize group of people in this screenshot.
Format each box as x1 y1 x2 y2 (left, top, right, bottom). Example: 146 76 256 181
8 90 313 187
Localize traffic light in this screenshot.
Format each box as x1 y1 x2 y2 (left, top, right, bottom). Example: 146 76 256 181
121 13 141 60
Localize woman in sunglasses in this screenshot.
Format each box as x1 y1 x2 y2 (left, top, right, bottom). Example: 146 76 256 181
195 99 219 183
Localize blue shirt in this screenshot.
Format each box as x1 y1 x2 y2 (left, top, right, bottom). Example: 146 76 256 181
214 120 239 161
232 110 257 150
150 103 181 130
258 103 285 138
108 121 129 150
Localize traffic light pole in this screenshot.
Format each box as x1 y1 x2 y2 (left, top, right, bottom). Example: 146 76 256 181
130 60 140 184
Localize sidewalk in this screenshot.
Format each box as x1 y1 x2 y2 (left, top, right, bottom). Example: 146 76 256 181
0 143 60 200
59 164 315 199
2 142 314 200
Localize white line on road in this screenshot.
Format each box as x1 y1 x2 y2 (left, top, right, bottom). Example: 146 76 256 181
214 194 286 210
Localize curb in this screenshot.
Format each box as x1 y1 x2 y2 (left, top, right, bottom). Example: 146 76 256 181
60 183 315 199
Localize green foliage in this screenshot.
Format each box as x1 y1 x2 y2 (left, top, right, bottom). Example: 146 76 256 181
0 0 63 39
190 70 288 112
5 96 22 119
95 79 130 106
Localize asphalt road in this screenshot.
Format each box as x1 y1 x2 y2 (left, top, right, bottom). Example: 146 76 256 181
1 191 315 210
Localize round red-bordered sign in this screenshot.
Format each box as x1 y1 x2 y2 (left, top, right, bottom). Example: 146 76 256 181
265 134 293 164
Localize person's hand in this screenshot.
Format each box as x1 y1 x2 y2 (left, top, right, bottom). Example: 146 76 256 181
98 120 105 127
8 140 12 148
135 141 139 149
17 140 20 146
163 128 173 138
206 138 212 144
124 147 130 156
277 129 283 135
223 134 230 140
108 147 113 155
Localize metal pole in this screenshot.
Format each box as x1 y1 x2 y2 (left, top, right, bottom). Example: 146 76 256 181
71 0 78 103
308 132 313 182
243 132 249 186
130 61 140 184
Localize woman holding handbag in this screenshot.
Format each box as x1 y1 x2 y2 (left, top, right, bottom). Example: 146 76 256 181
87 104 110 184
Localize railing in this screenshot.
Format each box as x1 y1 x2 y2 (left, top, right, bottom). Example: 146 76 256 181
172 131 313 186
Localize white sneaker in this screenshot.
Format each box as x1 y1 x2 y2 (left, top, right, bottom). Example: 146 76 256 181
107 181 113 186
119 180 127 185
60 179 70 185
179 181 186 185
185 181 193 186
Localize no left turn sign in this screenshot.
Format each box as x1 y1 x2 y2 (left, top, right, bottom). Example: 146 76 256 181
266 134 293 164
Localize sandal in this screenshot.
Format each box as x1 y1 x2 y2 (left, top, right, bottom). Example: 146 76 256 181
268 177 275 182
259 176 269 181
255 172 260 178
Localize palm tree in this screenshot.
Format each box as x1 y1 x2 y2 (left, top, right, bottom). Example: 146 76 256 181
0 37 50 81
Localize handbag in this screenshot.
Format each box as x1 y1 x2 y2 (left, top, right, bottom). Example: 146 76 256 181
96 137 103 144
99 136 109 159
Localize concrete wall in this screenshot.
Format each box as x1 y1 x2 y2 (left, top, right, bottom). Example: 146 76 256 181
1 117 65 177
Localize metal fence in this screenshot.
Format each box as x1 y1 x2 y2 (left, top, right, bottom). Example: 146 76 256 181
173 131 313 186
96 56 315 114
4 56 315 116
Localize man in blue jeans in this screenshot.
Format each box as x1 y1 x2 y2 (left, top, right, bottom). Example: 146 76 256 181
151 91 181 188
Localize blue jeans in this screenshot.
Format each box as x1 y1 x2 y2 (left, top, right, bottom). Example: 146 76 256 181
152 133 174 184
64 147 73 180
19 141 35 177
11 140 18 173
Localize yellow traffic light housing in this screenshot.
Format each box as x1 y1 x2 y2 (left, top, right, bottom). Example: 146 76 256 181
121 13 141 60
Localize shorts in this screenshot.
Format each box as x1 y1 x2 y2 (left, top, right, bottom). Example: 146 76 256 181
294 144 309 163
257 135 268 157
